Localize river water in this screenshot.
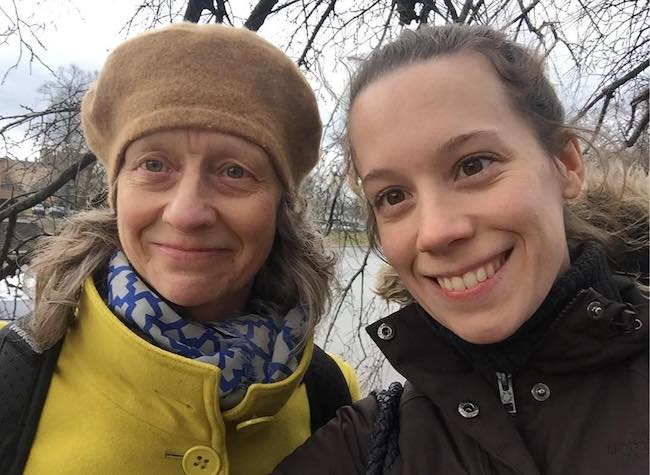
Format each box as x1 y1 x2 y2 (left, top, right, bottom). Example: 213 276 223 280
315 245 404 391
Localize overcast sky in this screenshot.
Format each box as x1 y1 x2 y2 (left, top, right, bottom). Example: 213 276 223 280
1 0 139 115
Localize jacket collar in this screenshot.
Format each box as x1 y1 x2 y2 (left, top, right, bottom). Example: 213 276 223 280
69 277 313 433
418 243 627 375
367 275 647 382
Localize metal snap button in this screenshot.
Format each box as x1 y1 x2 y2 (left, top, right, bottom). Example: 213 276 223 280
377 322 395 340
633 318 643 331
587 301 603 320
531 383 550 402
457 401 479 418
182 446 221 475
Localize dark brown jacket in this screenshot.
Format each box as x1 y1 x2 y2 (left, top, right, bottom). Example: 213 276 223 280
275 273 648 475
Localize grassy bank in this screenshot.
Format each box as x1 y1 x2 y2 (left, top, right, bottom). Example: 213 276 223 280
324 230 369 248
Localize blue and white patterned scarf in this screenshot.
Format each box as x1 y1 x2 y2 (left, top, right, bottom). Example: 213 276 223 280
105 250 306 409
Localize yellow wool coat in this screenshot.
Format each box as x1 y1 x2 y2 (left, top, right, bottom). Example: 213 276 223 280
23 278 360 475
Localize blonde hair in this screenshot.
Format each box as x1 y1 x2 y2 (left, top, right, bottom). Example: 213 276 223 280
26 197 334 350
344 24 649 303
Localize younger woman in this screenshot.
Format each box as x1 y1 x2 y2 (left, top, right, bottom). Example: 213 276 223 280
275 24 648 475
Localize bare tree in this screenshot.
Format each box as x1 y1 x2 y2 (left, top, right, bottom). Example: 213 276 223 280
0 0 55 83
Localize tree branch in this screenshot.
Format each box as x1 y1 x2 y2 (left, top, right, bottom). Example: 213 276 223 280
183 0 218 23
244 0 280 31
0 256 20 281
395 0 419 25
0 153 97 222
457 0 475 23
0 106 79 135
0 212 17 267
626 110 648 148
625 87 649 136
576 59 649 120
443 0 459 21
466 0 485 24
322 246 371 351
508 0 542 27
298 0 337 68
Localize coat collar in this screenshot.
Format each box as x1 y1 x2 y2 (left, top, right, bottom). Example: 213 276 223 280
367 276 647 382
69 277 313 433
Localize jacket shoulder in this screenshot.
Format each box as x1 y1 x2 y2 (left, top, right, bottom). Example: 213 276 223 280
274 395 378 474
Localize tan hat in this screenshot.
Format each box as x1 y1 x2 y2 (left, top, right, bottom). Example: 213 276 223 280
81 22 322 204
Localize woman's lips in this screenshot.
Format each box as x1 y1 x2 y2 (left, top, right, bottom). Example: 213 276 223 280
153 243 232 260
432 250 511 295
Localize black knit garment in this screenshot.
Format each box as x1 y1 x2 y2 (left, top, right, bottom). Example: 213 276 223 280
420 242 621 375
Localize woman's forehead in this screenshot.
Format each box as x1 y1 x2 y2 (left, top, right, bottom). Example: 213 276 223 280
349 56 518 162
125 128 269 159
351 52 506 120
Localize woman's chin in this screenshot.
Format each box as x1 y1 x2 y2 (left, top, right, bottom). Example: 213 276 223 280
445 319 522 344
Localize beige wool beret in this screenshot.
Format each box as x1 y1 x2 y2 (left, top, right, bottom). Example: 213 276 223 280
81 22 322 199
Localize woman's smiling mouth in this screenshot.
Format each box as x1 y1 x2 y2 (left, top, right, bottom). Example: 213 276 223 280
434 251 510 292
154 243 233 260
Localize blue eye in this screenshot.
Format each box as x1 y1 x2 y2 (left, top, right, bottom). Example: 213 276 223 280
225 165 247 178
143 159 165 172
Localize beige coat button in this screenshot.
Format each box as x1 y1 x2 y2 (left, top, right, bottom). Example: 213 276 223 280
236 415 274 431
182 446 221 475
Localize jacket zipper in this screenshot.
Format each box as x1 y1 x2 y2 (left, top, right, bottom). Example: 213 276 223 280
496 372 517 414
493 291 589 417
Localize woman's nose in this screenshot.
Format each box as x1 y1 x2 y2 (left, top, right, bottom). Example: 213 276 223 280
162 176 217 231
415 195 475 252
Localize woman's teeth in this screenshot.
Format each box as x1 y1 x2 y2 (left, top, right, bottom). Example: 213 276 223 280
437 255 504 292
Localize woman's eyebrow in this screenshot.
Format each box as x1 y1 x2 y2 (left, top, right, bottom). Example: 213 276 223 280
437 129 503 155
360 168 399 187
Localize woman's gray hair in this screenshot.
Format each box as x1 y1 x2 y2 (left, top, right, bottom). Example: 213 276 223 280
26 195 334 351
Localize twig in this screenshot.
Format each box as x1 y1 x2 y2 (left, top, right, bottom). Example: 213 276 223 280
322 246 371 350
576 60 649 120
298 0 337 68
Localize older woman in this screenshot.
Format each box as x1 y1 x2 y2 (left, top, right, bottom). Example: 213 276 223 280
0 23 359 474
275 24 648 474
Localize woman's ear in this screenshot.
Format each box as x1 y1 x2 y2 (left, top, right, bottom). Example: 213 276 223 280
554 136 585 199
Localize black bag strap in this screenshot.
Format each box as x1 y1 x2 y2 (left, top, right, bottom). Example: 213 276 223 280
0 324 62 475
366 381 403 475
303 344 352 432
